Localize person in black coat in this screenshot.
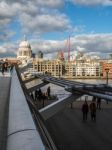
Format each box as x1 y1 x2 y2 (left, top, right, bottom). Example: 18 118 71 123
97 97 101 110
35 89 38 101
82 100 89 121
2 63 5 75
90 100 97 121
38 88 42 101
47 86 51 97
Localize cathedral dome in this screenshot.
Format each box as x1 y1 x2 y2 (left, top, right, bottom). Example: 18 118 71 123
19 40 31 49
17 36 32 60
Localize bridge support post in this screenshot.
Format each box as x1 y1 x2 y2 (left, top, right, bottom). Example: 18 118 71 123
105 68 109 85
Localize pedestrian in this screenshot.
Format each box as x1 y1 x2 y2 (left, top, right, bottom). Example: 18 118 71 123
1 63 5 75
35 89 38 101
4 61 8 72
38 88 42 101
97 97 101 110
82 100 89 121
90 100 97 121
10 64 14 74
92 96 96 102
47 86 51 97
30 93 34 101
42 92 46 107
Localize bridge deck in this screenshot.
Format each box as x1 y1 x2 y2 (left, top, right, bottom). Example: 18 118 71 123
46 101 112 150
0 76 11 150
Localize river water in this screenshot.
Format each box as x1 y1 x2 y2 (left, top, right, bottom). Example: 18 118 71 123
26 79 70 100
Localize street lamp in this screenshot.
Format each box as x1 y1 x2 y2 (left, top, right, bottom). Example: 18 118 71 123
105 68 109 85
59 62 60 78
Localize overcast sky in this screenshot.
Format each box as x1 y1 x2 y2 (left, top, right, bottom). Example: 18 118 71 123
0 0 112 59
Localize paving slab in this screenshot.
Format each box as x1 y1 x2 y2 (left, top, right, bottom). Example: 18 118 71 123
0 77 11 150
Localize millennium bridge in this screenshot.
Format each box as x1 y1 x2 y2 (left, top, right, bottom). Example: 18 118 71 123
0 66 112 150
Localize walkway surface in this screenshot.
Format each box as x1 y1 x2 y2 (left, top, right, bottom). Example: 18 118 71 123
46 101 112 150
0 76 11 150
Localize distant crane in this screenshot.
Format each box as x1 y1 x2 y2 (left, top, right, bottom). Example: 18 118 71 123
65 35 71 62
64 35 73 62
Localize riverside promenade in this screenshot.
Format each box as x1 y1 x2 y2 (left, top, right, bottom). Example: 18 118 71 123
0 74 11 150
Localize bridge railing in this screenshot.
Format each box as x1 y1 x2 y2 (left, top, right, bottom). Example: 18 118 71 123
7 66 57 150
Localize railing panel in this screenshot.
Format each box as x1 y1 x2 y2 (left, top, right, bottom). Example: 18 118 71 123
7 69 45 150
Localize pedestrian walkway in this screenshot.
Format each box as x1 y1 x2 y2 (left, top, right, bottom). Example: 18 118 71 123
0 76 11 150
46 100 112 150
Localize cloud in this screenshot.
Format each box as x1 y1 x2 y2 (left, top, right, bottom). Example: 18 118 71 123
34 0 64 8
70 0 112 6
0 42 17 57
0 33 112 59
0 46 6 53
0 0 71 40
0 0 112 44
19 13 71 34
71 34 112 54
5 0 64 8
31 33 112 58
0 30 16 42
0 0 112 59
0 1 15 18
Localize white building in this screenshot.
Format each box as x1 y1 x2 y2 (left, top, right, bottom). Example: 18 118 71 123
17 37 32 64
65 58 101 78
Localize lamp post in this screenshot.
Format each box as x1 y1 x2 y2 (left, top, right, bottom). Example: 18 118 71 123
105 68 109 85
59 62 60 78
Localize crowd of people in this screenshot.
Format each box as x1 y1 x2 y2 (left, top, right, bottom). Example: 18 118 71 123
30 86 51 108
82 96 102 122
0 59 14 75
30 86 103 120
